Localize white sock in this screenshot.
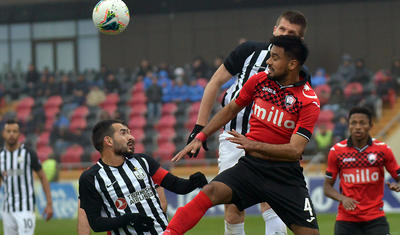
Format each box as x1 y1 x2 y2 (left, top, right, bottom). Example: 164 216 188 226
224 220 245 235
262 208 287 235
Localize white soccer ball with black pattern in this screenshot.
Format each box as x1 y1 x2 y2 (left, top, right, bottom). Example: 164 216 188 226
92 0 130 35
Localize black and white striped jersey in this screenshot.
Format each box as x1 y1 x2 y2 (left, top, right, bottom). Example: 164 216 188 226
0 144 42 212
79 154 168 235
222 41 272 134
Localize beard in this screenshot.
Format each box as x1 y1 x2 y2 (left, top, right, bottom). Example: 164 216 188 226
268 68 289 83
113 142 133 158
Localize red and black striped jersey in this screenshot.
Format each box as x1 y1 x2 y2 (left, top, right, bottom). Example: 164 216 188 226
235 71 320 146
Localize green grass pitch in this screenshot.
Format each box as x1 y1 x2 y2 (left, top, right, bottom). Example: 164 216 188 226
2 213 399 235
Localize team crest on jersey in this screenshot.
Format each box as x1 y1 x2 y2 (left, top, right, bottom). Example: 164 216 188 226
17 155 24 164
367 153 377 165
285 95 296 109
133 168 147 180
115 198 127 210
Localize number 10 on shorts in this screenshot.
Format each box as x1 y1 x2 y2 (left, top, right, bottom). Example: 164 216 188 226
304 198 315 223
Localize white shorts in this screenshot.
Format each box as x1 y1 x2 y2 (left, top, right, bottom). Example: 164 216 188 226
218 130 245 173
2 211 36 235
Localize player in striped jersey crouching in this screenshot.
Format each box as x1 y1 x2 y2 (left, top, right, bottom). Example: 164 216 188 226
79 120 208 235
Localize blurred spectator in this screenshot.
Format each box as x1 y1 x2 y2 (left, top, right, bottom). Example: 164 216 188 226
158 62 171 78
104 73 121 93
50 122 73 152
137 59 153 77
59 75 73 98
146 76 163 121
311 68 326 87
7 75 22 100
143 71 156 90
86 85 106 107
26 64 39 96
99 110 112 121
44 75 59 97
314 124 333 157
351 58 372 85
74 74 89 94
345 82 363 108
390 57 400 92
171 77 188 102
116 67 129 83
212 55 224 72
332 116 347 143
331 54 355 85
187 80 204 102
95 64 109 86
191 57 210 80
174 67 185 82
238 37 247 45
35 75 48 97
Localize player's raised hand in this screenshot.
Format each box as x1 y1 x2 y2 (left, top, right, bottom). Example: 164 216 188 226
226 129 255 151
386 182 400 192
340 196 359 211
172 139 203 162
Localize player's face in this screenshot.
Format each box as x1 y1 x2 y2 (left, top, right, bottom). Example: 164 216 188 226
2 124 20 147
111 123 135 156
348 113 371 142
273 18 303 38
266 46 290 82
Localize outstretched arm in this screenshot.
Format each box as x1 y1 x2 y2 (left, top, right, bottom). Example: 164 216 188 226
36 169 53 221
174 100 243 162
196 64 233 126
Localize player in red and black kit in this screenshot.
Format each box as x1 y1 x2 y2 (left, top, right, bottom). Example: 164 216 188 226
163 35 320 235
324 106 400 235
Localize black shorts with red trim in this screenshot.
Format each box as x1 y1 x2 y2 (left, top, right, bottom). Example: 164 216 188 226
212 155 318 229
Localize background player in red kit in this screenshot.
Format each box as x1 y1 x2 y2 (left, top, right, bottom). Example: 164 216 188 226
324 106 400 235
163 35 320 235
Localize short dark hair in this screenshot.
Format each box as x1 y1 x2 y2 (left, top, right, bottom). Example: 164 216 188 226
270 35 308 65
92 119 126 152
348 106 372 124
3 119 20 130
276 10 307 37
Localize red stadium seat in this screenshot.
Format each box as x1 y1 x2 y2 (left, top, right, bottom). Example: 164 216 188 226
134 142 145 153
153 142 176 161
189 102 201 118
69 118 87 133
61 145 84 165
344 82 363 98
161 102 178 116
44 95 63 109
91 151 101 163
128 92 147 106
18 134 25 144
16 108 31 123
128 116 146 130
132 81 144 93
318 109 334 123
71 106 89 120
129 103 147 118
314 84 331 106
36 132 50 149
17 97 35 110
37 146 53 162
197 78 208 88
157 128 176 145
154 114 176 130
45 116 56 131
133 128 145 142
44 106 60 119
185 115 198 130
102 103 118 116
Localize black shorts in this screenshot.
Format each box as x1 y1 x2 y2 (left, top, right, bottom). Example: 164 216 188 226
212 155 318 229
335 216 390 235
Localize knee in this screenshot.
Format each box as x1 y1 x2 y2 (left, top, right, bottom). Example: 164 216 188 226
225 206 245 224
201 182 232 205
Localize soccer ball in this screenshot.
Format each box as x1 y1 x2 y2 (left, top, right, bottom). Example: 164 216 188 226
92 0 130 35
